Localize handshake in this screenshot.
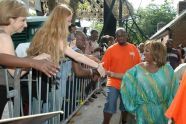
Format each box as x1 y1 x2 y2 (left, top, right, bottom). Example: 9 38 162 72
95 63 105 77
86 55 105 77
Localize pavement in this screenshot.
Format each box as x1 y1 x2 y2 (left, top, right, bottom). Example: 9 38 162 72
67 88 136 124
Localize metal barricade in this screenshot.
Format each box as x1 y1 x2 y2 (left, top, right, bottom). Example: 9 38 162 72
1 58 100 124
1 68 22 118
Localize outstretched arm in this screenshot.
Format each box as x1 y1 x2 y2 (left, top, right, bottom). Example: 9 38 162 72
0 53 59 77
64 46 105 77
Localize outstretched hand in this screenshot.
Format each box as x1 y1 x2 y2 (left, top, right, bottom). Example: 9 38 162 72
32 59 59 77
96 63 105 77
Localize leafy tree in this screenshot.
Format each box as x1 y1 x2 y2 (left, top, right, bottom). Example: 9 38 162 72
127 1 176 44
91 21 103 33
69 0 79 23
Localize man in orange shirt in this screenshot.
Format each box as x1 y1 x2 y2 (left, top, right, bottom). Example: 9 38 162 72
165 71 186 124
102 28 141 124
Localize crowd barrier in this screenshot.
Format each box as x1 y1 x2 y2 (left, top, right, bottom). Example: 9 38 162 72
0 58 103 124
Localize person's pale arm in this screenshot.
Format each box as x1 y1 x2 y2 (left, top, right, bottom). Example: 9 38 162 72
65 46 98 68
64 46 105 77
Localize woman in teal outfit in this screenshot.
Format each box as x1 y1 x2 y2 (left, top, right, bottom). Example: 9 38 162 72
120 40 179 124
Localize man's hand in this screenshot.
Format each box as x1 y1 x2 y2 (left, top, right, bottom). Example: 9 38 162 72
31 59 59 77
106 71 113 77
106 71 123 79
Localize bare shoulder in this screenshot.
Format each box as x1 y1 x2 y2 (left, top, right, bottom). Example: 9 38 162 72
0 33 12 42
0 33 15 54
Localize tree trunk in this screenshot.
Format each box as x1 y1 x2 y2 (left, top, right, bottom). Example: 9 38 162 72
119 0 123 27
69 0 79 23
103 0 117 36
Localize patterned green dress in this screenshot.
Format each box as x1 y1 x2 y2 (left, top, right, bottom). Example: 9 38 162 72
120 63 178 124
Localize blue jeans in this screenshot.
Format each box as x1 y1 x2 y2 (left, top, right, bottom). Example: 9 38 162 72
103 86 125 114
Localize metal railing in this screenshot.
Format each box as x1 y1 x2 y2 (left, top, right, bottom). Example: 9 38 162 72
0 58 100 124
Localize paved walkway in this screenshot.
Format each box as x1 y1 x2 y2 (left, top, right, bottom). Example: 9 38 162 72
68 89 136 124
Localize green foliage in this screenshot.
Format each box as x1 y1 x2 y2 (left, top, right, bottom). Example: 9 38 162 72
91 21 103 33
127 1 176 44
78 1 89 10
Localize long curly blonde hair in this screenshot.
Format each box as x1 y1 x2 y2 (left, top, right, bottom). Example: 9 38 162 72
27 4 72 64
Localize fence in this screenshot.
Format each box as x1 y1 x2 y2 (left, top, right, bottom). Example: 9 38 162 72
0 58 101 124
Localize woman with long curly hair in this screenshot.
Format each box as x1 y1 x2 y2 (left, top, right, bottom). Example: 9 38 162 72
27 4 105 76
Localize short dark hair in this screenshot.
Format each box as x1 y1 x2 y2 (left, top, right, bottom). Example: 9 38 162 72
90 29 98 35
68 24 76 32
115 27 126 36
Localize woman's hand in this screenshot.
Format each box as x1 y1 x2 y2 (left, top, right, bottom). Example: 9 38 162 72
96 63 105 77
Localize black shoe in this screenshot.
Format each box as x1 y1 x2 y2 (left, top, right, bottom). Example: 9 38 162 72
84 101 90 105
95 90 101 94
91 94 98 99
89 98 94 102
85 84 91 95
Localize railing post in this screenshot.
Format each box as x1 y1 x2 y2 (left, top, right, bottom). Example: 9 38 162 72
13 68 22 117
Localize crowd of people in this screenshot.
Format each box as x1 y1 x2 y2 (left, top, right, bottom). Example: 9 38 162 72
0 0 186 124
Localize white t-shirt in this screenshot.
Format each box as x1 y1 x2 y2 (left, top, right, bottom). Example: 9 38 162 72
15 42 30 57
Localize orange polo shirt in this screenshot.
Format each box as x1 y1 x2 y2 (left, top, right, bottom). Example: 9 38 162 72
102 43 141 90
165 72 186 124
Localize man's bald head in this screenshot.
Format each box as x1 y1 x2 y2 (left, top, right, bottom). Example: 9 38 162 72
115 27 128 45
